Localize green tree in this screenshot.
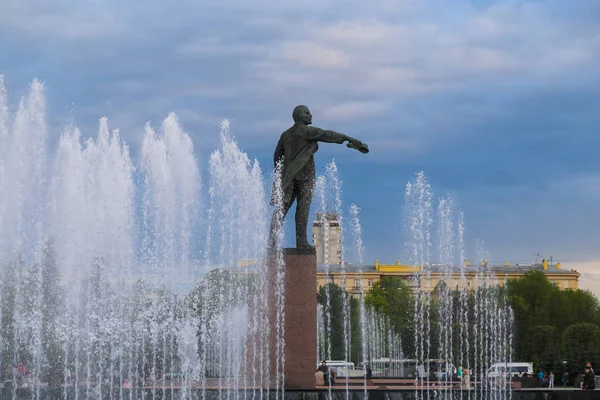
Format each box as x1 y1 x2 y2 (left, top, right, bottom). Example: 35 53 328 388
317 283 346 360
561 323 600 375
522 325 559 371
349 296 362 363
506 271 560 358
551 289 599 333
188 268 257 364
506 270 600 364
365 277 415 357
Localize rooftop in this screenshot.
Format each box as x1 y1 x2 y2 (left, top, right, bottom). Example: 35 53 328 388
317 263 578 275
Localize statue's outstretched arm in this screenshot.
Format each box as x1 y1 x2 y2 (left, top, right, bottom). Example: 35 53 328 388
306 126 368 153
305 126 347 144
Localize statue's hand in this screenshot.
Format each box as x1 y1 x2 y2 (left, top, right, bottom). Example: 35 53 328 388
347 139 369 154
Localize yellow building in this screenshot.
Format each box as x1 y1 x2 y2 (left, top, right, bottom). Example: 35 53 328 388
316 260 580 296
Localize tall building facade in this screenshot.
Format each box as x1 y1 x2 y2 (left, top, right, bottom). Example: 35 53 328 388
312 212 342 265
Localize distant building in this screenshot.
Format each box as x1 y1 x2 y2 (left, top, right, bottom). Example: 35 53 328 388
312 212 342 265
317 259 580 296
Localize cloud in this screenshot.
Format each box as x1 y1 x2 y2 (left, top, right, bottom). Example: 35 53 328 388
550 173 600 201
3 0 598 146
241 1 600 97
0 1 128 39
321 101 388 121
1 0 600 270
566 261 600 299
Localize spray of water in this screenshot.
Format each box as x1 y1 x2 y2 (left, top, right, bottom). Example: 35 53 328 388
0 77 280 400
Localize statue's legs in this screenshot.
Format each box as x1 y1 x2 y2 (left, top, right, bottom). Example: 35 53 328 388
294 178 315 249
268 177 314 249
268 187 294 248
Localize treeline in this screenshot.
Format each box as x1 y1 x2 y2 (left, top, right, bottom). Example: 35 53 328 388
317 271 600 377
507 271 600 375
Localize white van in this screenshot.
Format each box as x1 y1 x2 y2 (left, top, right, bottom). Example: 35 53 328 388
317 360 355 369
487 362 533 378
317 360 361 378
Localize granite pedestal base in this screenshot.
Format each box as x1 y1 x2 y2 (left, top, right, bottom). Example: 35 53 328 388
267 247 317 389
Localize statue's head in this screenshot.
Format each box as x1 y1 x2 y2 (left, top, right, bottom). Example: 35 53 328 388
292 105 312 125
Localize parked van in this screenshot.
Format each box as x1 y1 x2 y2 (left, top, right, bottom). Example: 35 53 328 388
487 362 533 378
317 360 361 378
370 358 419 378
317 360 354 369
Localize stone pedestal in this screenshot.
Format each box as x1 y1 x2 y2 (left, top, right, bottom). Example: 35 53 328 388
267 247 317 389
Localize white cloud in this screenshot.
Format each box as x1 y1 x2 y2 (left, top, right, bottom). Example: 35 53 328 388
550 173 600 201
2 0 599 153
566 261 600 299
321 101 388 121
0 1 127 39
175 37 265 58
243 2 600 96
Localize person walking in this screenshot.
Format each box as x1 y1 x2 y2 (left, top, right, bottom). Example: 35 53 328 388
463 369 471 389
582 364 596 390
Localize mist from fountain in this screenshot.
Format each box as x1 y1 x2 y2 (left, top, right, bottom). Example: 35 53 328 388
0 77 281 400
347 204 368 397
402 172 514 399
1 76 519 399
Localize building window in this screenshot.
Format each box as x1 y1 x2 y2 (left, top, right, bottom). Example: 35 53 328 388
467 281 472 288
564 281 569 289
341 279 346 289
368 280 373 287
354 279 361 288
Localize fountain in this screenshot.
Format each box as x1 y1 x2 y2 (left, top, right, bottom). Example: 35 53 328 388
315 171 516 399
0 77 280 400
1 76 524 399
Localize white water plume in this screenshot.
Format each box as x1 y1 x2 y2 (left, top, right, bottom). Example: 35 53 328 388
0 77 277 400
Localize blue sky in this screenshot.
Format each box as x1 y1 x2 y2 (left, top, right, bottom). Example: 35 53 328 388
1 0 600 269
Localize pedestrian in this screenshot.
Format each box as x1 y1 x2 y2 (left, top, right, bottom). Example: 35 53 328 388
549 371 554 388
316 361 336 386
463 368 471 389
366 364 372 379
582 364 596 390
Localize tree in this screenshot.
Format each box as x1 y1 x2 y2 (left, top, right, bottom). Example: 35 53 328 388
365 277 415 357
317 283 346 360
506 271 600 364
506 271 561 359
188 268 258 370
551 289 599 333
349 296 362 363
561 323 600 375
522 325 559 371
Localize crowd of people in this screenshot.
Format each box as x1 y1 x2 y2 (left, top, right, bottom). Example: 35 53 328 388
534 362 595 390
314 360 597 390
